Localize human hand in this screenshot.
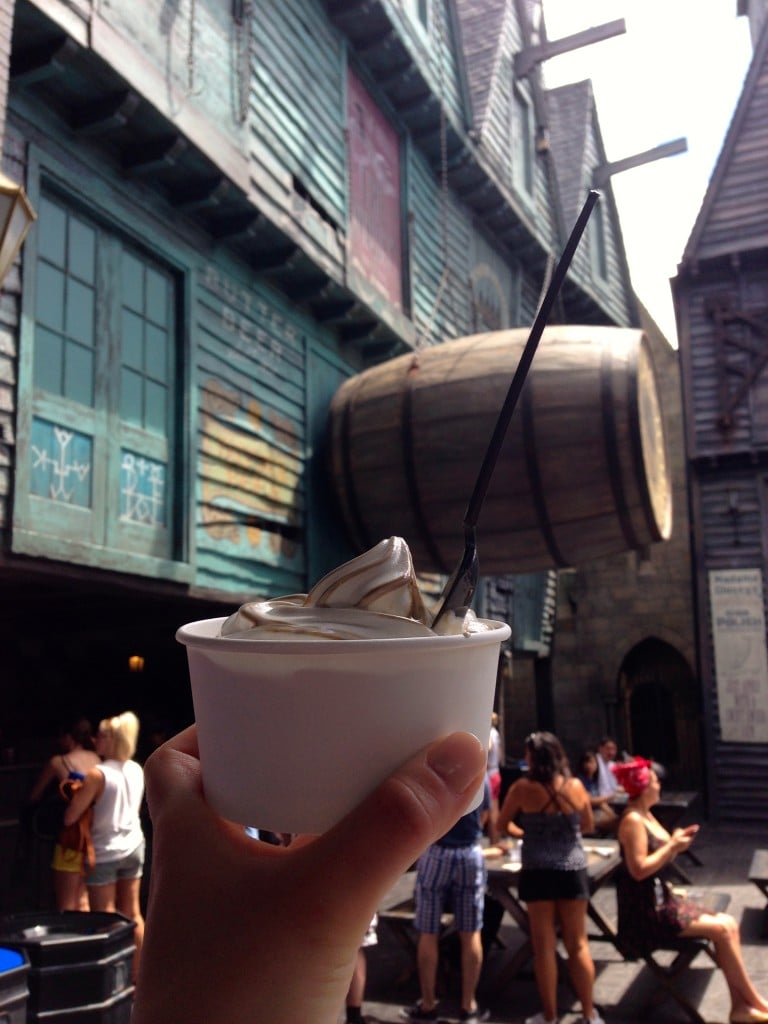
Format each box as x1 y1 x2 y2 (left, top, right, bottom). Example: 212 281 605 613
671 827 695 851
132 725 486 1024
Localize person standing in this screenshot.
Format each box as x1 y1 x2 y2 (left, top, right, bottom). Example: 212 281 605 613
64 711 145 981
28 716 101 911
403 778 491 1023
595 737 618 799
486 713 503 842
497 732 602 1024
344 916 378 1024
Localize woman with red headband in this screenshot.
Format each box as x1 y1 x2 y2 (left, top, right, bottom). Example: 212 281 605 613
614 758 768 1024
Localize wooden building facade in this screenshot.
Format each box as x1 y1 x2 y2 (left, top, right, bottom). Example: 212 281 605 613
673 10 768 821
1 0 640 753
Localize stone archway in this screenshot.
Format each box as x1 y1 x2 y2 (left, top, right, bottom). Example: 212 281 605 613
617 638 702 789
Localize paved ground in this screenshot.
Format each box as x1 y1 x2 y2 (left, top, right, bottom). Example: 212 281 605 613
339 822 768 1024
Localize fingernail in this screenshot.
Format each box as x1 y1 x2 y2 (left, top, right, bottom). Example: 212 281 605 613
427 732 485 794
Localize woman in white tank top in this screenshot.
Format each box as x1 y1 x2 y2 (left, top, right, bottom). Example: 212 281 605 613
64 710 146 981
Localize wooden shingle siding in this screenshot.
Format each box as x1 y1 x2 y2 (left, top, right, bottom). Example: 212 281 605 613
408 150 473 345
696 62 768 259
454 0 506 128
252 0 347 230
683 274 768 457
382 0 466 128
194 262 310 594
456 0 555 254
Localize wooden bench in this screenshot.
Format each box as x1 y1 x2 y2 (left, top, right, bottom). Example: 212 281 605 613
377 899 457 987
615 890 730 1024
748 848 768 937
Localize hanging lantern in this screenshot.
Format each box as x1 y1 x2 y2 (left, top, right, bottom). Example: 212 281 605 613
0 173 36 285
128 654 145 673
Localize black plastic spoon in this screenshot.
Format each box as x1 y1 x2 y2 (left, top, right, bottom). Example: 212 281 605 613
431 189 601 629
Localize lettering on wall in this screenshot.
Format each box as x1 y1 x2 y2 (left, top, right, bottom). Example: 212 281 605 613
709 568 768 742
201 265 304 373
199 377 301 558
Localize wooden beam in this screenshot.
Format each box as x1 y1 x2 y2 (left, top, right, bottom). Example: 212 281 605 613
592 138 688 186
10 36 79 85
209 211 264 242
172 177 233 212
122 136 188 175
71 91 140 137
515 19 626 78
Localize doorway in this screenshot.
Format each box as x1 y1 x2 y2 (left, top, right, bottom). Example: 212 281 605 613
618 638 702 789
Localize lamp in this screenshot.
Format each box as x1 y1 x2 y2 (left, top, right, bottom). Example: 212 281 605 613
128 654 145 673
0 172 36 285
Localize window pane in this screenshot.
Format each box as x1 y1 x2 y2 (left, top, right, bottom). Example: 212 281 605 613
36 262 65 331
68 218 96 284
145 324 168 381
65 279 95 347
121 367 143 425
37 197 67 267
120 449 166 525
122 309 144 371
122 251 144 313
145 379 167 435
63 341 94 406
33 328 63 393
145 268 168 327
30 416 92 507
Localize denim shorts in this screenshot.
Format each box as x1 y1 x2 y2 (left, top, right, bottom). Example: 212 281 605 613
87 841 145 887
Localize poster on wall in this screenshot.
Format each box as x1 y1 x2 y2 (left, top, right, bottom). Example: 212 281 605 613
709 568 768 742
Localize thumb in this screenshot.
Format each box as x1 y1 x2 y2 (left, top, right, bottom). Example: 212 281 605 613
295 731 486 918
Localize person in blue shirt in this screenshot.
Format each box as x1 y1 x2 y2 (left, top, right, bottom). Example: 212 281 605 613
403 777 491 1023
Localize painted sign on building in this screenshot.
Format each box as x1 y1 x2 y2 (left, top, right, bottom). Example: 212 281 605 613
347 70 402 310
709 568 768 742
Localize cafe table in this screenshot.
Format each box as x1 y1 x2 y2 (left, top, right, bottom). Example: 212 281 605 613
484 839 621 992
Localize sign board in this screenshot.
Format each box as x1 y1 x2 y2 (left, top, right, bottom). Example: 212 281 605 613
709 568 768 742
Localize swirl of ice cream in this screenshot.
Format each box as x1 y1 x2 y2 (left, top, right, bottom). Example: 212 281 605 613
219 537 487 640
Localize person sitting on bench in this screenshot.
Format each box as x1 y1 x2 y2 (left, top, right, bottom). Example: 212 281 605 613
613 758 768 1024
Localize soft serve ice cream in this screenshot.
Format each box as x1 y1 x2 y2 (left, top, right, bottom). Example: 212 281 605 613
177 536 509 832
220 536 489 640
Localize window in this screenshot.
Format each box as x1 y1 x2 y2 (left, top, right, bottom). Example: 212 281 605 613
15 190 187 578
512 87 534 197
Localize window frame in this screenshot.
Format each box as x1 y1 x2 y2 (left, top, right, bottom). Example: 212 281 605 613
13 148 194 583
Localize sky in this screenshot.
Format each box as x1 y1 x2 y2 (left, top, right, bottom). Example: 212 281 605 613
540 0 754 345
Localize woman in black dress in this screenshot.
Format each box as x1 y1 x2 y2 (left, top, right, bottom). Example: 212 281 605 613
614 758 768 1024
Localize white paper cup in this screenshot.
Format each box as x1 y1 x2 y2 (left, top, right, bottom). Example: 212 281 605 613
177 616 511 834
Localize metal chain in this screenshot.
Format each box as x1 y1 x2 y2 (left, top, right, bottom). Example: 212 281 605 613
187 0 197 95
235 0 254 124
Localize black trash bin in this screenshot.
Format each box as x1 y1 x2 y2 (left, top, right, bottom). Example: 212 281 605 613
0 911 135 1022
0 947 29 1024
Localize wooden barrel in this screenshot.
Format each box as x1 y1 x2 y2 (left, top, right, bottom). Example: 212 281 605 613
328 326 672 575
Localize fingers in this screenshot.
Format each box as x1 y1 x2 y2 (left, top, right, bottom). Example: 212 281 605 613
298 732 486 911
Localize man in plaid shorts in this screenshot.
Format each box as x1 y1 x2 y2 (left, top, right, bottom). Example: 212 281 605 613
402 777 491 1023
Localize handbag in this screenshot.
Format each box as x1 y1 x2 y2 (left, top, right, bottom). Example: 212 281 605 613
57 777 95 875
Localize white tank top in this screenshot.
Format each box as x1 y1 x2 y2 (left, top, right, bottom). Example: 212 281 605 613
91 759 145 861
